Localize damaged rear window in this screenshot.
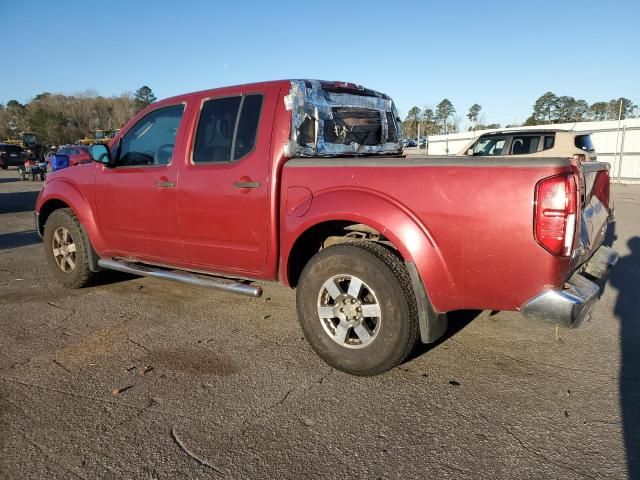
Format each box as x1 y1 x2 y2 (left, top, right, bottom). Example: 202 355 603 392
284 80 403 158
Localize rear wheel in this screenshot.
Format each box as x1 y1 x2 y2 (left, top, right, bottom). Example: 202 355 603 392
296 241 419 376
44 209 95 288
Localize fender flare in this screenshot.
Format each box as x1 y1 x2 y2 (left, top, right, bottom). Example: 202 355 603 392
37 178 107 256
281 187 455 316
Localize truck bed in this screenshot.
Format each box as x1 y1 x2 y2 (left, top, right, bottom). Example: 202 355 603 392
281 155 610 313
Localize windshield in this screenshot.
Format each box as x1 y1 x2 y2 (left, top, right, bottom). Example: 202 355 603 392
22 134 37 145
473 136 506 156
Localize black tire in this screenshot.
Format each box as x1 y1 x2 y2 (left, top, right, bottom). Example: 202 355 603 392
296 241 419 376
43 208 95 288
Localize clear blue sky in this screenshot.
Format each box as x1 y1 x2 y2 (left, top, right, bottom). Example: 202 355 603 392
1 0 638 126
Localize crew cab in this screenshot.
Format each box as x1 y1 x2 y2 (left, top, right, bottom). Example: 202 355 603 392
35 80 617 375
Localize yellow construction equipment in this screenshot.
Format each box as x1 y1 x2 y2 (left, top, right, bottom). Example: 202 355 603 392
76 129 120 145
3 132 43 160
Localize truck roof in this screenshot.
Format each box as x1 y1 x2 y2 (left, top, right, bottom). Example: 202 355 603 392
478 128 573 136
158 79 392 104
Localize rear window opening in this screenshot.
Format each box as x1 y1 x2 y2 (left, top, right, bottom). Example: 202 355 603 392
285 80 403 158
575 134 595 152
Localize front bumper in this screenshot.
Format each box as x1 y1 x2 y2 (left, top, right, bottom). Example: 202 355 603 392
520 245 619 327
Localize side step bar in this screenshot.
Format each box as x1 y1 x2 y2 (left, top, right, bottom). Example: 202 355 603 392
97 259 262 298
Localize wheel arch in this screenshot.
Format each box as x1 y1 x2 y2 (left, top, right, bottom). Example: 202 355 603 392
37 180 106 256
281 188 455 314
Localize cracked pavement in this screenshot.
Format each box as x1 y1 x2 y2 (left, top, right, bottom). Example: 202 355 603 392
1 169 639 479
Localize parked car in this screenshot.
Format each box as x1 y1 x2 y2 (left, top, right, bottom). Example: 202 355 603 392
0 143 23 169
55 145 91 166
404 138 417 147
419 138 427 149
35 79 616 375
459 129 597 161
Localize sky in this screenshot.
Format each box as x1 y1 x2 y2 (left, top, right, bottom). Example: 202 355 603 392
1 0 639 127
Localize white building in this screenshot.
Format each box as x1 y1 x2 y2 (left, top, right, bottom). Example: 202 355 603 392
425 118 640 183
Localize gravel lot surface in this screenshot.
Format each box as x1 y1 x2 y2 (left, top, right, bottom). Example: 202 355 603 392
1 168 638 479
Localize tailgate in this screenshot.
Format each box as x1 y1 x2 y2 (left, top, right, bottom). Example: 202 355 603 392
573 161 613 267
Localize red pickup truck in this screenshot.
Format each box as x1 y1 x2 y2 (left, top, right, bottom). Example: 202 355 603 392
35 79 617 375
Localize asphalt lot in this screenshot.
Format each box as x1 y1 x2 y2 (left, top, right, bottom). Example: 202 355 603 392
0 168 639 479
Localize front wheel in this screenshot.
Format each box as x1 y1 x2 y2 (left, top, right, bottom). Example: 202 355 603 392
296 241 419 376
43 208 96 288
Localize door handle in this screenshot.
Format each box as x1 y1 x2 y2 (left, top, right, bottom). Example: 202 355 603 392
234 181 260 189
155 180 175 188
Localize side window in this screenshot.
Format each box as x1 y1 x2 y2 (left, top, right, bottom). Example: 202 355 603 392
472 136 506 156
234 95 263 160
575 134 594 152
193 94 263 163
510 136 540 155
117 104 184 167
193 97 241 163
543 135 555 150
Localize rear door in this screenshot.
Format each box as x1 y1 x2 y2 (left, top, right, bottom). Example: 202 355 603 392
95 103 188 263
178 86 278 276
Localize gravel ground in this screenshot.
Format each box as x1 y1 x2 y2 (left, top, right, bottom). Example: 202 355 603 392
0 168 638 479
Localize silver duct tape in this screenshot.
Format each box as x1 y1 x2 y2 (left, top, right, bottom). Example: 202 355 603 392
284 79 403 158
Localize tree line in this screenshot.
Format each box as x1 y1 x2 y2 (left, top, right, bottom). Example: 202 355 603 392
402 100 500 138
524 92 637 125
404 92 638 138
0 86 157 146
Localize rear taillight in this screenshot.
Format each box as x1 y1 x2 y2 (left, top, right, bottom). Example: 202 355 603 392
534 174 577 256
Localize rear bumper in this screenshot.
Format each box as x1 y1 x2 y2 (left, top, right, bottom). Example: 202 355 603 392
520 245 618 327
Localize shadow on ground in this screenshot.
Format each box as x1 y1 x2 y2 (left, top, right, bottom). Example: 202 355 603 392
407 310 481 362
607 233 640 479
0 230 41 250
0 191 40 214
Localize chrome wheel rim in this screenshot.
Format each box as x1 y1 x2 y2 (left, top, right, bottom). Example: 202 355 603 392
52 227 77 273
317 274 381 349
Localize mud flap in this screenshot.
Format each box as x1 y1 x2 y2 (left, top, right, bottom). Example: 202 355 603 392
405 261 448 343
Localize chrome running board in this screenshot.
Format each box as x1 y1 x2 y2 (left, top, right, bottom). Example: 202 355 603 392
97 259 262 297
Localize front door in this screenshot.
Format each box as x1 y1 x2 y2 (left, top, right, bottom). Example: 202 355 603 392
178 87 277 277
95 103 188 264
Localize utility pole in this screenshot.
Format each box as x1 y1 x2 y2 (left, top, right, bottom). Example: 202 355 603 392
445 115 449 155
614 99 623 179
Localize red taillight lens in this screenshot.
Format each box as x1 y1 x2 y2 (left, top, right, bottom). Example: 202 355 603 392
535 174 577 256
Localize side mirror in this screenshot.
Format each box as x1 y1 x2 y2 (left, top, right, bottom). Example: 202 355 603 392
90 144 112 166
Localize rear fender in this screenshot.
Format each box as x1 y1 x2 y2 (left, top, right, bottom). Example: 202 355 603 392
281 188 455 312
